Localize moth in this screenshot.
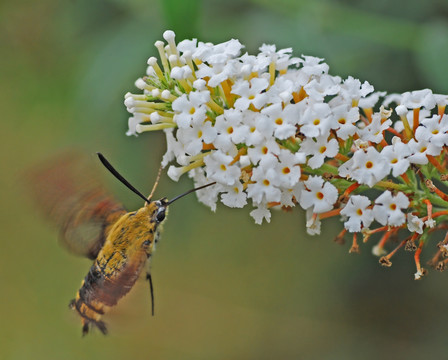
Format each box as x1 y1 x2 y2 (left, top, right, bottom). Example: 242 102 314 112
29 152 214 335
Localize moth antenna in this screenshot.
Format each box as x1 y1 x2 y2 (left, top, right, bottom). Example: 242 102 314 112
146 164 163 205
167 182 216 205
97 153 148 203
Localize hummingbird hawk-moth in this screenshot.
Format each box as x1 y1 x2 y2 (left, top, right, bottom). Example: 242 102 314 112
30 152 214 335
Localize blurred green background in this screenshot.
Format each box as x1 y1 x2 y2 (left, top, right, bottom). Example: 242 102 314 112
2 0 448 359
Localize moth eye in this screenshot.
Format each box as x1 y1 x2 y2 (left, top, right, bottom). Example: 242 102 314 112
155 208 166 222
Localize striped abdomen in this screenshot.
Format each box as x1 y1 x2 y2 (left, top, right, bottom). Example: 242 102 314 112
70 247 149 335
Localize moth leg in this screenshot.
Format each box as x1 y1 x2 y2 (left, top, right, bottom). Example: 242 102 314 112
82 322 89 336
94 320 108 335
81 318 108 336
146 272 155 316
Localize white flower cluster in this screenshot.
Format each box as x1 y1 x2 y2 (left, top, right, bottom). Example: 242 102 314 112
124 31 448 275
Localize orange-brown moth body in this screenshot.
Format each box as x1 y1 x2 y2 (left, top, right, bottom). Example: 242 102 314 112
69 199 168 335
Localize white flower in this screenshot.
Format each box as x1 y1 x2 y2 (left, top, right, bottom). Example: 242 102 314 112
214 109 249 151
380 140 411 177
127 114 149 136
172 91 210 128
415 114 448 147
177 120 217 156
220 182 247 208
357 113 392 144
304 74 341 102
295 55 329 85
204 150 241 186
299 102 333 138
275 149 306 187
241 111 266 146
246 166 282 203
435 94 448 107
195 61 234 88
358 91 387 109
280 182 304 207
414 270 424 280
232 77 269 110
189 167 220 212
339 147 390 187
247 138 280 168
258 44 299 71
383 93 402 107
305 208 322 235
340 195 374 232
250 204 271 225
240 52 270 74
372 191 410 226
162 128 186 167
299 176 338 213
265 77 295 104
300 135 339 169
401 89 436 110
260 103 300 140
332 104 360 140
407 134 443 165
406 213 423 234
425 218 436 228
338 76 374 105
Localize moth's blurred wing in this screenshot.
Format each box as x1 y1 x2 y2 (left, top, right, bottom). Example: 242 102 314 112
28 152 126 259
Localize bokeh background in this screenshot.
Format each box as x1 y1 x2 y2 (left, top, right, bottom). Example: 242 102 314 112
2 0 448 359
